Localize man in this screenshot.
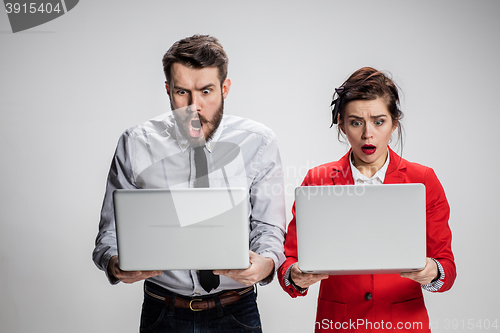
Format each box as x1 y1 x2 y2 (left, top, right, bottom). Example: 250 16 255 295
93 35 286 332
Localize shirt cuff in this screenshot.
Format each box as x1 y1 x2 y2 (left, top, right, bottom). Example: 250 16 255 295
421 258 445 292
103 252 120 285
256 252 278 286
284 265 308 294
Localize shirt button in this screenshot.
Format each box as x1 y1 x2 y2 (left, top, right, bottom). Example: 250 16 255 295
364 292 372 300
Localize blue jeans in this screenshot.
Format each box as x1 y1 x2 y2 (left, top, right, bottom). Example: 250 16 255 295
140 281 262 333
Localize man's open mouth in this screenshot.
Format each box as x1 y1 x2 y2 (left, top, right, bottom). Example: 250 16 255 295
191 119 201 130
189 119 203 138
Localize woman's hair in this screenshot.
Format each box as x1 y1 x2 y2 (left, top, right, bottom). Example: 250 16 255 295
331 67 404 152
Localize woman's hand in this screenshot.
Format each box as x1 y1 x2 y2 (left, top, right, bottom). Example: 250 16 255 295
400 257 439 285
290 262 329 289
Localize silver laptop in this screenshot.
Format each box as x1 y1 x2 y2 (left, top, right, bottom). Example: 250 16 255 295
113 187 250 271
295 184 426 275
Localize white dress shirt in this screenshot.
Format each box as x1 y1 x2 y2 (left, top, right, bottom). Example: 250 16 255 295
93 112 286 296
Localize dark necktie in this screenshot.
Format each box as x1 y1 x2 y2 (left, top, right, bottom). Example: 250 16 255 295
194 146 220 292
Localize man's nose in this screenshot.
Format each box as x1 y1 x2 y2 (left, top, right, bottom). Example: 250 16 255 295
187 95 201 113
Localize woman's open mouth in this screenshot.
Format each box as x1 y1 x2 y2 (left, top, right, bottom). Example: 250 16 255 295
361 144 376 155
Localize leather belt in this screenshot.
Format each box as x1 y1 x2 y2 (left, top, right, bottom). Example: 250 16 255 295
145 286 254 311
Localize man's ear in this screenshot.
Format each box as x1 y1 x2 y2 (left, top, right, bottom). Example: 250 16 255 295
222 78 231 99
165 81 171 96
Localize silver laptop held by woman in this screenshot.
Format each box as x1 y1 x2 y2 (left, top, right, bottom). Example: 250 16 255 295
295 184 426 275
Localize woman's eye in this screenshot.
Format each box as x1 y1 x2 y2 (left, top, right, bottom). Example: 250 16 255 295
352 121 362 127
374 120 384 126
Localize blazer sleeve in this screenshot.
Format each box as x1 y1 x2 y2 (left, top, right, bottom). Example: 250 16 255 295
278 170 313 298
424 167 456 292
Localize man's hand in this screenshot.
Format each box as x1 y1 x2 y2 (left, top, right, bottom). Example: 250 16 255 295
400 257 439 285
213 251 274 286
108 255 162 284
290 262 329 289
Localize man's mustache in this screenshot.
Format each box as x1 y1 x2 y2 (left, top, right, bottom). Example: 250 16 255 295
174 106 214 125
197 114 215 125
186 111 213 126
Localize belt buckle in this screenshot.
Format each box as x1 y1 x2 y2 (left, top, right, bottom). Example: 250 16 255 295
189 298 203 311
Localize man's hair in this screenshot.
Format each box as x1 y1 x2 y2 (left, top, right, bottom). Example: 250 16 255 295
162 34 228 85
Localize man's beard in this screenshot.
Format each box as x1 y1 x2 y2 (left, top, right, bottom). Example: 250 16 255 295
172 96 224 146
202 98 223 142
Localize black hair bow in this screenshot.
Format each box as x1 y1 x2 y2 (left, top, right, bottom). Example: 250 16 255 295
330 87 345 127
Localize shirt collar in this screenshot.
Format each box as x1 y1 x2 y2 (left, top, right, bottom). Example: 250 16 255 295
174 116 225 153
349 149 390 184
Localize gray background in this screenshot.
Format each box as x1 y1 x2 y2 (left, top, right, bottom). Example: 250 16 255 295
1 1 499 332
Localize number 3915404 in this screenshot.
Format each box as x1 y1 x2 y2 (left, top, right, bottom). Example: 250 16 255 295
5 3 62 14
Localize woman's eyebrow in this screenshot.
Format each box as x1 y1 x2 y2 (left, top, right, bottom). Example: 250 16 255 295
347 114 388 119
347 115 364 119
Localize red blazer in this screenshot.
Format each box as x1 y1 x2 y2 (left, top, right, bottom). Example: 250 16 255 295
278 148 456 332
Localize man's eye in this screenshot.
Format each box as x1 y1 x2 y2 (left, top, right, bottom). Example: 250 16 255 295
177 90 186 95
202 89 211 94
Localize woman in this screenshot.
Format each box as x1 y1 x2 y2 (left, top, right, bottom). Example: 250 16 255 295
278 67 456 332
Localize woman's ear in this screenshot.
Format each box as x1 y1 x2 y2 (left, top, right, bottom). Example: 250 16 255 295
339 120 346 135
392 118 399 133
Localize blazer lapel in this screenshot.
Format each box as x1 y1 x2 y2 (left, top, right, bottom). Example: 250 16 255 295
383 147 407 184
330 150 355 185
329 147 406 185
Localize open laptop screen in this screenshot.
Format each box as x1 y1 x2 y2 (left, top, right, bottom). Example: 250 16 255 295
295 184 426 275
113 187 250 271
